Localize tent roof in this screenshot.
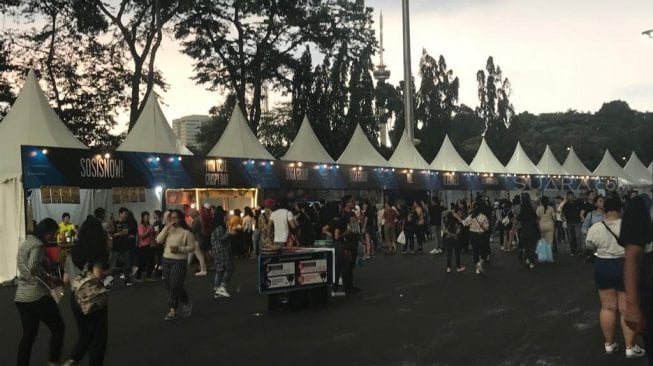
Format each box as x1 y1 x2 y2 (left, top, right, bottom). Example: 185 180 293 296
282 116 334 163
388 130 429 170
337 124 389 167
562 147 592 176
207 105 274 160
0 70 87 180
536 145 568 176
593 149 629 179
469 138 506 174
623 152 652 185
505 142 542 175
117 93 193 155
429 135 470 172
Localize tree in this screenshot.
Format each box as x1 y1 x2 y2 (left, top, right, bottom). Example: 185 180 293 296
414 50 460 162
476 56 514 156
290 46 314 133
3 0 131 147
175 0 376 135
88 0 189 131
0 38 17 119
346 46 377 148
258 102 294 158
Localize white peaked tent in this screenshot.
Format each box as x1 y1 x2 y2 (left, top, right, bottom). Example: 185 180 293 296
388 130 429 170
562 147 592 176
505 142 542 175
429 135 470 172
117 93 193 155
0 70 87 282
537 145 568 176
337 124 389 167
208 104 274 160
282 116 334 163
623 152 653 186
593 149 630 181
649 162 653 176
469 138 506 174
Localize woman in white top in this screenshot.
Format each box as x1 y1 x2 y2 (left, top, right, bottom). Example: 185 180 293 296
536 196 556 245
464 202 490 274
585 196 646 359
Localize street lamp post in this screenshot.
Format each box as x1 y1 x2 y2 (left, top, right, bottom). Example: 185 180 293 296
402 0 418 145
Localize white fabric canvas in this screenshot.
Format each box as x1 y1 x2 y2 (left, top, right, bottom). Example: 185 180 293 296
429 135 470 172
562 147 592 176
505 142 541 175
388 130 429 170
337 124 389 167
282 116 334 163
623 152 652 186
469 138 506 174
207 104 274 160
117 93 193 155
536 145 568 176
593 149 630 180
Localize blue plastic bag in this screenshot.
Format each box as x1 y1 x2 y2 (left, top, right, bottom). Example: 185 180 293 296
536 239 554 263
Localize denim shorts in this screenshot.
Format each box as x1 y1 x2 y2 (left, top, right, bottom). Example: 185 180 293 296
594 257 625 291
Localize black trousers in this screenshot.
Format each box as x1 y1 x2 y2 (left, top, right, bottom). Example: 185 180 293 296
162 258 189 309
69 297 108 366
342 240 358 288
136 246 155 279
470 232 490 264
445 236 462 268
15 296 65 366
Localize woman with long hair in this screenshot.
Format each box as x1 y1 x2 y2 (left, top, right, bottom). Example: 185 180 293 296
62 215 110 366
155 209 196 320
464 202 490 274
536 196 556 246
135 211 156 281
15 218 65 366
586 197 646 359
517 194 539 269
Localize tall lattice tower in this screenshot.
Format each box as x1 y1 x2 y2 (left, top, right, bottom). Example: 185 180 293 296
373 11 391 147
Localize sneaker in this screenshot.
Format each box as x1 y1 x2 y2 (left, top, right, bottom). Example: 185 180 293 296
401 251 408 255
456 266 466 273
476 262 484 274
180 301 193 318
604 342 619 354
362 255 371 260
330 290 346 297
214 286 231 298
164 309 176 321
529 263 535 270
133 278 143 283
119 273 125 280
430 249 439 254
626 345 645 358
125 281 133 287
195 271 207 277
446 267 452 273
61 359 76 366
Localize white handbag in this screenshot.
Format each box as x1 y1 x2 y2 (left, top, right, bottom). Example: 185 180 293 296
397 231 406 245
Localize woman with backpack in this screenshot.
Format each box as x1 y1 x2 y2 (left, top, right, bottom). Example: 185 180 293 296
62 215 110 366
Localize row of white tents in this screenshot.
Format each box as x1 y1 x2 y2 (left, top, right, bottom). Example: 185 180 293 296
1 70 652 282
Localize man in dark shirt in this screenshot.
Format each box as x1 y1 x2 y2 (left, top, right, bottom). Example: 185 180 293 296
620 194 652 364
561 191 582 256
429 198 445 254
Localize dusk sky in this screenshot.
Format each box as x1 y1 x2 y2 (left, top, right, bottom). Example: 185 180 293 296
153 0 652 127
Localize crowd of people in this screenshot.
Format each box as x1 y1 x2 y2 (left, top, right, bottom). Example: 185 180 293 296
12 189 652 365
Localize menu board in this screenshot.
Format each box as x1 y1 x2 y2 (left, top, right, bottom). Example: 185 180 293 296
112 187 147 204
40 186 80 204
257 248 334 294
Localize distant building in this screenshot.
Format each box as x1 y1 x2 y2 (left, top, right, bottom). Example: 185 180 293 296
172 115 211 148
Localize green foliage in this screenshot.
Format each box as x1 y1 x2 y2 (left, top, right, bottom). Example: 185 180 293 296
0 38 17 119
415 50 460 162
175 0 376 136
476 56 514 158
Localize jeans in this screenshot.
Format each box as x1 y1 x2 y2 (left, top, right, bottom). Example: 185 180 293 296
15 296 65 366
69 297 108 366
566 223 582 254
431 225 442 250
214 269 233 288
